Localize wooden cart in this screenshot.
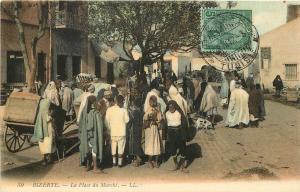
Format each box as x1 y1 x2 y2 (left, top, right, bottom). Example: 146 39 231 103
3 92 40 152
3 92 78 156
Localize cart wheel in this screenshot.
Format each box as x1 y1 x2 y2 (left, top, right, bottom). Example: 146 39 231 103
5 126 26 153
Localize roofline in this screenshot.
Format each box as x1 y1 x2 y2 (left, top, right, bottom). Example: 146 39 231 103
260 17 300 38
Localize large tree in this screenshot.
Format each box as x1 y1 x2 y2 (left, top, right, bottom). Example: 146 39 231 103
1 1 48 91
89 1 217 76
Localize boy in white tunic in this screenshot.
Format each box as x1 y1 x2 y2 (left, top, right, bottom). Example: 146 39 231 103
105 95 129 167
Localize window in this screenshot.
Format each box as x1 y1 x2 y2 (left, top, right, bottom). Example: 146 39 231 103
261 47 271 69
58 1 65 11
7 51 25 83
285 64 297 80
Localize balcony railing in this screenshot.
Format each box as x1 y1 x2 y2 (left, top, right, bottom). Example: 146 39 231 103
54 10 80 30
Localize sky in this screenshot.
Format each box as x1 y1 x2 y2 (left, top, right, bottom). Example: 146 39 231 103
218 0 300 35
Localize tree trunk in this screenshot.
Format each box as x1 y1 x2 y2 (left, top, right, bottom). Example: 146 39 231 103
28 54 37 91
160 56 166 83
13 2 31 76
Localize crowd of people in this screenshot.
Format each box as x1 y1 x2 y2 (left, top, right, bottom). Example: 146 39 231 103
220 71 266 128
31 69 269 173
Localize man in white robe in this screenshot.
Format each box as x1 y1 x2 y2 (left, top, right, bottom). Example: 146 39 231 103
225 81 250 128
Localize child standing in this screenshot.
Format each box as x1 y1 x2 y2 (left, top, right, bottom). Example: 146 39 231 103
143 95 162 168
165 100 188 172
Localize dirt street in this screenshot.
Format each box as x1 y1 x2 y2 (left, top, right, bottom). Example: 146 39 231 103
1 100 300 189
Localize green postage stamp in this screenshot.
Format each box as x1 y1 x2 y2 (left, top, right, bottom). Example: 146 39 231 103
201 9 253 52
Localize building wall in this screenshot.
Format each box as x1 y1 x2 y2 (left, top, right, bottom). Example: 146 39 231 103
1 1 42 26
0 21 50 83
52 29 88 80
258 18 300 90
191 58 207 71
1 1 90 83
87 40 110 80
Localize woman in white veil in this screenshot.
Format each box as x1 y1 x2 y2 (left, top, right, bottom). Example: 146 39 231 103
43 81 60 106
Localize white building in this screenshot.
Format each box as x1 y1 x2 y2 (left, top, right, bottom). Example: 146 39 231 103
256 6 300 90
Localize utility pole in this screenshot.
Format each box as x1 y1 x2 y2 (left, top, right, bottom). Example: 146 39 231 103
48 1 52 82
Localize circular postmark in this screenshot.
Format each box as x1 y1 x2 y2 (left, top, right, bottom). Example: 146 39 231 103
200 11 259 72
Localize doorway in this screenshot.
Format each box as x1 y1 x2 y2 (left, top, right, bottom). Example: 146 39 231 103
95 56 101 78
72 56 81 78
57 55 67 80
107 62 114 84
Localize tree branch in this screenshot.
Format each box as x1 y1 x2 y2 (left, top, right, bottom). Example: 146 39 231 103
12 1 31 72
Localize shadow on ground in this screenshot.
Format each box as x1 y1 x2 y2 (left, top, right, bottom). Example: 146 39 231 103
1 161 54 180
185 143 202 168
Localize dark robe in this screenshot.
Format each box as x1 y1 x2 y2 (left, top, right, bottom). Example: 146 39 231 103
258 89 266 118
273 77 283 91
246 77 254 90
171 73 178 83
96 88 105 101
194 82 208 112
248 89 262 119
128 106 144 156
87 109 104 162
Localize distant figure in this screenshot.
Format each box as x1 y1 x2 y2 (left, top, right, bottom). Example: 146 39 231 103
225 81 250 128
248 84 262 127
256 84 266 120
220 72 229 107
246 73 255 92
171 71 178 83
273 75 284 97
240 78 247 90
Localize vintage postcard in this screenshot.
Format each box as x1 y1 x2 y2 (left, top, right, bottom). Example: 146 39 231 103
0 0 300 192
